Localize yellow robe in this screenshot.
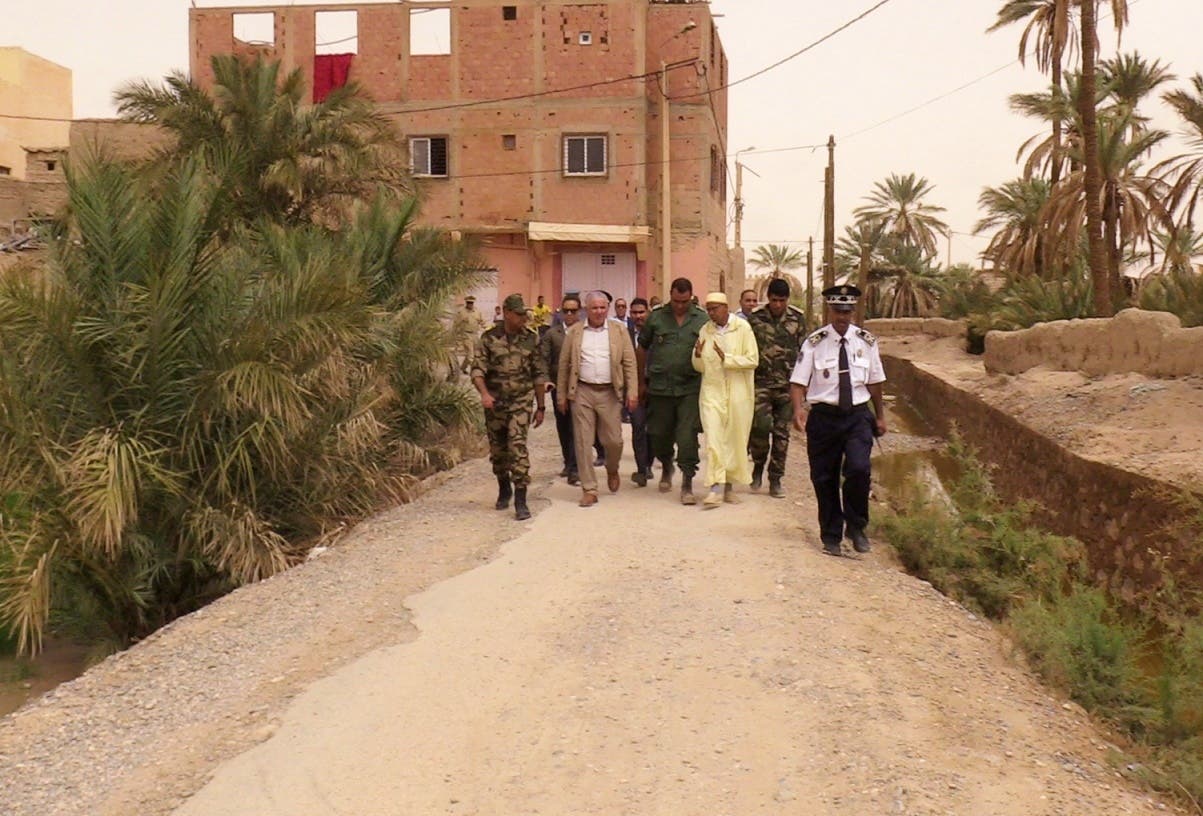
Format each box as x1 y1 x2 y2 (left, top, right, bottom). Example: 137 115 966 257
691 317 759 487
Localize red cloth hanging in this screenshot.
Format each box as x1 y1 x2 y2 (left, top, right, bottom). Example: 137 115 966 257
313 53 354 102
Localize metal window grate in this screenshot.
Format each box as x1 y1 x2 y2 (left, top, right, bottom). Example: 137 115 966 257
563 135 607 176
410 137 448 177
600 254 616 265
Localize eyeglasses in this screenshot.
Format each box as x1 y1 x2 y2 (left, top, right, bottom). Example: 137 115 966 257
562 308 580 313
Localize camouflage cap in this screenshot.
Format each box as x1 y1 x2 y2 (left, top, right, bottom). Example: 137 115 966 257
502 293 527 313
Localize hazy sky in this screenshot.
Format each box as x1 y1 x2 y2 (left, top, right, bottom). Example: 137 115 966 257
5 0 1202 266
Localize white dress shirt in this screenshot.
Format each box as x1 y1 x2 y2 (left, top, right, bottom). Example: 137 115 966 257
789 323 886 406
579 324 612 384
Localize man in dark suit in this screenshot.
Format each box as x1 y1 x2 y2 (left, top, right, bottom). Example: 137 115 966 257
539 294 581 484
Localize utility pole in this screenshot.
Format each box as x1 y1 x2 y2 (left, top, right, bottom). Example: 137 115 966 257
806 236 815 325
660 60 672 300
734 160 745 249
823 135 836 289
732 148 758 249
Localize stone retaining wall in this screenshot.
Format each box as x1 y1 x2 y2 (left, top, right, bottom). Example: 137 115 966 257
984 308 1203 377
884 355 1201 600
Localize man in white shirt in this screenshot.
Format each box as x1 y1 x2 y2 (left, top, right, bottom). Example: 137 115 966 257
557 291 639 506
734 289 758 321
789 285 887 556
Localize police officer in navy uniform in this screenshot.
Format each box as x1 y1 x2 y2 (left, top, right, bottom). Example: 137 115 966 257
789 285 887 556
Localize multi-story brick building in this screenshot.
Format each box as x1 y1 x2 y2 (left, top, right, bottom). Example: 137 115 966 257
190 0 735 314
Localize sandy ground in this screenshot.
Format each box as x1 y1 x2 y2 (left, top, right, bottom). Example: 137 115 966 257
0 345 1188 815
882 335 1203 489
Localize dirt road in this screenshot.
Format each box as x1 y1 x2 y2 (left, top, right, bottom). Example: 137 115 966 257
0 406 1181 815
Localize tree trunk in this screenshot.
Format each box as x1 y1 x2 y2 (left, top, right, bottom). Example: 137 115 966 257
1050 60 1064 189
1103 182 1121 302
1079 0 1112 316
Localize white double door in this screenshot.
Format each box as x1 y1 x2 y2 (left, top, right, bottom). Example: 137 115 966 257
562 251 636 304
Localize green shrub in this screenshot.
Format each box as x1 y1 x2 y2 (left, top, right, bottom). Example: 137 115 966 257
938 264 996 321
1011 587 1147 718
1138 267 1203 328
965 264 1097 354
877 430 1083 617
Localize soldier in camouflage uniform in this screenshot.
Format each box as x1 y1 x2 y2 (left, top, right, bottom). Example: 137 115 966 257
471 293 548 520
746 277 807 498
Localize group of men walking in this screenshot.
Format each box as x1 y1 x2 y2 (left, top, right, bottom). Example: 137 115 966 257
468 277 888 555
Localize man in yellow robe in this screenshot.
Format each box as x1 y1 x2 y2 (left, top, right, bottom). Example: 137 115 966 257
692 292 759 508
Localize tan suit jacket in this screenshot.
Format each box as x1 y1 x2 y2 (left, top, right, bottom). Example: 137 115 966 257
557 320 638 403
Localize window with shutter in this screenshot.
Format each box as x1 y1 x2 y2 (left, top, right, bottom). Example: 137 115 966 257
410 136 449 177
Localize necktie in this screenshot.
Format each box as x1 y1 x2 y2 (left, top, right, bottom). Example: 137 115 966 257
838 338 853 412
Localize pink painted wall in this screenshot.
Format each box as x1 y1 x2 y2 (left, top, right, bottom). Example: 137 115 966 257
672 239 713 299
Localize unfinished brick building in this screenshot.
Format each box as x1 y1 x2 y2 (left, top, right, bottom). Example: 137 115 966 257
190 0 734 313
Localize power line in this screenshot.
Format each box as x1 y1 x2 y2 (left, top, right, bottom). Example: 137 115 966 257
842 60 1017 141
0 61 700 125
671 0 897 101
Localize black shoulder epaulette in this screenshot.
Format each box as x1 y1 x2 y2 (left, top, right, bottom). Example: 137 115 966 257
807 328 828 346
750 304 768 315
857 328 877 346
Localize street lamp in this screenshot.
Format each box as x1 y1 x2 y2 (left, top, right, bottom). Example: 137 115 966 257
733 146 759 249
658 20 698 299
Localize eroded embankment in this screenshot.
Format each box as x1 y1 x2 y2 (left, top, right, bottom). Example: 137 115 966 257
883 354 1201 602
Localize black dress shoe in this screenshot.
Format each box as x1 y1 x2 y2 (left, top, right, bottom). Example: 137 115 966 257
822 540 843 557
848 528 871 554
631 470 648 487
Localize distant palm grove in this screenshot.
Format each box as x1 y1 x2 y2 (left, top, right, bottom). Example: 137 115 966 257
751 0 1203 339
0 56 488 655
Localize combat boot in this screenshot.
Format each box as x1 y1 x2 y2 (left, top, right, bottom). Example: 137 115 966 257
658 461 675 493
769 477 785 499
495 477 513 510
513 487 531 520
680 472 697 506
750 462 764 491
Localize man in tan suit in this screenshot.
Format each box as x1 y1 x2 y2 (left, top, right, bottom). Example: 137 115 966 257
557 290 639 507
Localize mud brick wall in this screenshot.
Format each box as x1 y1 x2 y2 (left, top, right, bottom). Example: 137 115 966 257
984 308 1203 377
885 355 1202 601
865 318 966 339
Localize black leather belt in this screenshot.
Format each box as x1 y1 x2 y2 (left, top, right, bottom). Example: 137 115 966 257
809 402 869 417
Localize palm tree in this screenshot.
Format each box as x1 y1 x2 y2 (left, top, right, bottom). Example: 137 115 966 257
835 219 889 278
862 245 945 319
748 243 806 300
1080 0 1130 315
1158 73 1203 227
975 178 1052 277
115 54 410 229
1010 77 1080 181
852 173 949 258
1100 52 1175 123
1041 108 1170 294
749 244 804 277
0 62 485 655
990 0 1076 185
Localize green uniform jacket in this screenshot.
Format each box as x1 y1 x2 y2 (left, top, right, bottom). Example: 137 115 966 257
747 304 807 390
638 304 709 397
472 325 548 405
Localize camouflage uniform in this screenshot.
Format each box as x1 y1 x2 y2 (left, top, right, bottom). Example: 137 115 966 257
747 304 807 480
472 325 548 487
454 306 488 373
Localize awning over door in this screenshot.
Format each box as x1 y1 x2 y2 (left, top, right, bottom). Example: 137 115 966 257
527 222 651 244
